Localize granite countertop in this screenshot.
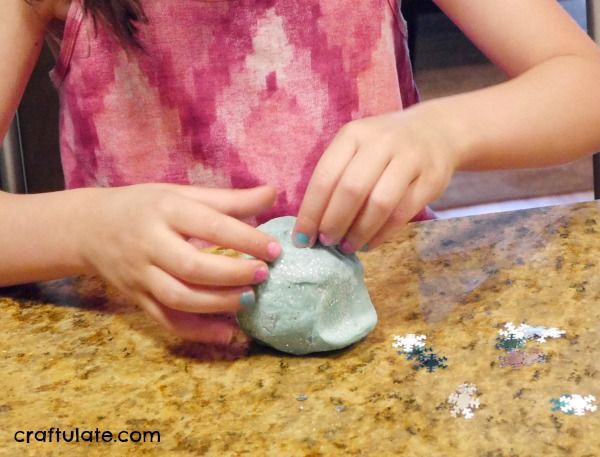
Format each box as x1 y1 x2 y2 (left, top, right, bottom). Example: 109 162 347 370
2 202 600 456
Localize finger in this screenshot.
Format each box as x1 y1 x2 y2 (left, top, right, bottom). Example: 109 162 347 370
138 294 241 344
146 265 255 313
338 159 418 253
293 125 358 247
166 202 281 262
150 230 270 287
161 185 278 219
367 176 435 249
317 145 392 248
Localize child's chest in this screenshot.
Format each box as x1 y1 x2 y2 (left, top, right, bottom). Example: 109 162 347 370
128 0 404 72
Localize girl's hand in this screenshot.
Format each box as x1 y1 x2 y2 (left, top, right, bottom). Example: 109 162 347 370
78 184 281 345
294 108 462 252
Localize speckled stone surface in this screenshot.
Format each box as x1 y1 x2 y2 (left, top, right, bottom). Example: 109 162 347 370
1 202 600 456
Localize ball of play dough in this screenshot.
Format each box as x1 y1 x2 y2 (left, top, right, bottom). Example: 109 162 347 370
237 216 377 355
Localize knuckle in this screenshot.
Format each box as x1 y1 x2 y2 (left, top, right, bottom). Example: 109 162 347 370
155 194 177 218
178 256 200 279
161 287 185 309
337 121 356 139
369 195 396 214
310 167 334 193
340 179 367 200
200 213 222 240
376 132 396 151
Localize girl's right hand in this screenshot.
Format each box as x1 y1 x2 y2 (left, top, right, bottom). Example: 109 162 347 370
78 184 281 345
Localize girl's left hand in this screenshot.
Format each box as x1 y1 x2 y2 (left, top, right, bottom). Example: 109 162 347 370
293 108 461 252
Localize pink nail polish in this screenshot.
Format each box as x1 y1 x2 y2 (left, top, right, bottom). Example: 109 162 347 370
319 233 336 246
267 241 281 260
339 239 355 254
254 267 269 284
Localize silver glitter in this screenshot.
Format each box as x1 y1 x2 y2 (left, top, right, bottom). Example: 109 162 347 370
550 394 597 416
392 334 426 354
499 322 565 344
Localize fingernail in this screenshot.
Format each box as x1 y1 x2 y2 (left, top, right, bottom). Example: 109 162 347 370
253 267 269 284
339 239 355 254
293 232 310 248
359 244 370 252
267 241 281 260
319 233 336 246
240 291 255 307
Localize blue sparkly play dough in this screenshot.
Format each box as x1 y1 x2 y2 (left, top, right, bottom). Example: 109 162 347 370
237 216 377 355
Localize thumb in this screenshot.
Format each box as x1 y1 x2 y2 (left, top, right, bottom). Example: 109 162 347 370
169 185 278 219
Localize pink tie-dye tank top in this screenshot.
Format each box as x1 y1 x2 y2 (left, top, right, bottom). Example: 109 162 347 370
49 0 426 223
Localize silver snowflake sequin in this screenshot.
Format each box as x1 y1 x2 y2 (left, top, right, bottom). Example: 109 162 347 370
497 322 565 348
392 334 426 354
518 324 565 343
392 333 448 372
448 383 481 419
550 394 597 416
499 322 565 342
499 322 526 341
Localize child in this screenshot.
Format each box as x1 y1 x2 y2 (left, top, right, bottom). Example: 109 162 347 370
2 0 600 346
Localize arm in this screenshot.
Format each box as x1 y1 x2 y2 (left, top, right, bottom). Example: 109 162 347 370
0 2 281 345
293 0 600 251
431 0 600 169
0 0 84 283
0 0 53 139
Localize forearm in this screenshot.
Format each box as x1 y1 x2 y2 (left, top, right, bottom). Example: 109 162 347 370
416 53 600 171
0 189 94 286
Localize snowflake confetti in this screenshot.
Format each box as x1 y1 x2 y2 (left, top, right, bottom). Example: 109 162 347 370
496 322 565 352
392 334 427 355
519 324 565 343
495 334 526 352
499 350 546 369
449 383 481 419
411 347 448 372
550 394 597 416
499 322 526 341
392 334 448 372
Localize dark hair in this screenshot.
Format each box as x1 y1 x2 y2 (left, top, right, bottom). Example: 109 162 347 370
29 0 147 48
82 0 147 48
